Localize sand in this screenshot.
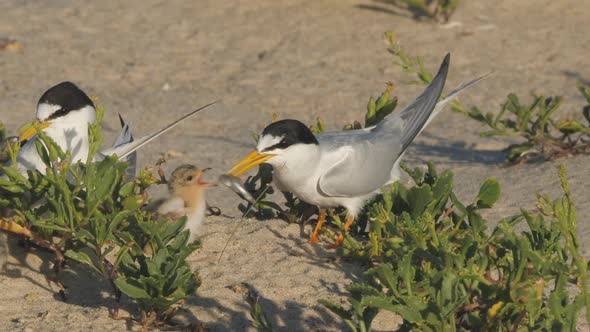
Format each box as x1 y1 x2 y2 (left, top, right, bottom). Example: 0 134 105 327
1 0 590 331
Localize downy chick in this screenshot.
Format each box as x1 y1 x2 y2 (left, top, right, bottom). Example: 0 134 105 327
156 164 211 242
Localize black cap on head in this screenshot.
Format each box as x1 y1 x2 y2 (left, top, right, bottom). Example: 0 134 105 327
260 119 318 151
38 81 94 120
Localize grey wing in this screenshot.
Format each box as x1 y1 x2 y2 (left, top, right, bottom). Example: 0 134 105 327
316 53 451 197
113 114 134 147
376 53 449 151
114 114 137 180
95 114 137 180
317 130 404 197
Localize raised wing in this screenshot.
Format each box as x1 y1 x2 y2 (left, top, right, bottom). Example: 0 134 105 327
317 54 450 197
376 53 449 149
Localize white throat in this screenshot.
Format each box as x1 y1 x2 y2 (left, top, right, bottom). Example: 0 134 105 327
43 105 96 163
264 143 322 194
15 105 96 175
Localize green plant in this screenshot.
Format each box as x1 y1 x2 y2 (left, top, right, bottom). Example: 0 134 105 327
453 84 590 163
386 32 434 86
0 106 201 328
387 33 590 164
114 214 201 327
0 121 19 164
322 162 590 331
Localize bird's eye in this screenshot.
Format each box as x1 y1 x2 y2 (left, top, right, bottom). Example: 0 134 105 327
280 139 288 146
186 176 193 181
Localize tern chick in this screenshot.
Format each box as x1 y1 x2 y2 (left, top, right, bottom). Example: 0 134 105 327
226 54 488 246
154 165 212 242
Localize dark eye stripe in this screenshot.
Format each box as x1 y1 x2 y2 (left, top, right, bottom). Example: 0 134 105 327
46 108 71 120
261 140 288 152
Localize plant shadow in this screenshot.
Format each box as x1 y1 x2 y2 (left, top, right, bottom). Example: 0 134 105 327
188 283 348 331
2 234 128 312
186 214 367 331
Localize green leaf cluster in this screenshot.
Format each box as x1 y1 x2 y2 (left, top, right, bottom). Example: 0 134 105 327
115 215 201 324
386 34 590 164
453 87 590 163
324 163 590 331
0 122 19 165
0 106 200 328
386 32 434 86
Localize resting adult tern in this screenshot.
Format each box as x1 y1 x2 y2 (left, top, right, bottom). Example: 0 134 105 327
10 81 215 176
226 54 486 246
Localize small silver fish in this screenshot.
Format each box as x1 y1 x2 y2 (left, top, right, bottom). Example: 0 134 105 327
218 174 256 203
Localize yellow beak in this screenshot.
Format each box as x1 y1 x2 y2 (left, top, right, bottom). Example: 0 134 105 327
19 120 51 142
227 150 275 176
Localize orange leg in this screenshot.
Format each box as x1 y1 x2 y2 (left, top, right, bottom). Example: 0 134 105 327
330 214 354 248
307 208 327 244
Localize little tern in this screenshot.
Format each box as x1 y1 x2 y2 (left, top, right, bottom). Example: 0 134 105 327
10 81 216 176
16 81 96 174
226 54 486 246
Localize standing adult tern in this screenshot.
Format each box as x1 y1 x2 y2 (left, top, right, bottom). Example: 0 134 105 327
225 54 486 246
11 81 216 175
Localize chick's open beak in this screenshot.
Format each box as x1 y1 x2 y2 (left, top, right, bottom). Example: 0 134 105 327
195 168 214 187
227 150 275 176
19 120 51 142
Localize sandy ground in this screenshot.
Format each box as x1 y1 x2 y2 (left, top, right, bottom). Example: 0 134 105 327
1 0 590 331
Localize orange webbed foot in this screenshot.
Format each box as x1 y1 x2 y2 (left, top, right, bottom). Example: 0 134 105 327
307 236 321 244
326 234 344 249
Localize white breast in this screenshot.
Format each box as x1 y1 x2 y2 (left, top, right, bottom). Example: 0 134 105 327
185 199 206 242
269 144 377 217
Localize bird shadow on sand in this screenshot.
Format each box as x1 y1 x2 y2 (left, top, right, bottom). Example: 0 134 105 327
562 70 590 86
265 223 365 284
405 132 507 166
354 0 429 20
